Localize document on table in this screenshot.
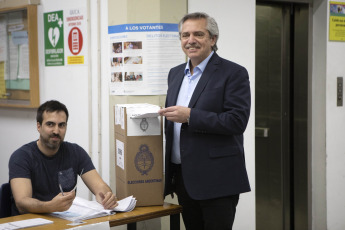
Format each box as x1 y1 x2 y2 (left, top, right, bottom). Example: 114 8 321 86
0 218 53 229
114 195 136 212
51 195 137 222
67 221 110 230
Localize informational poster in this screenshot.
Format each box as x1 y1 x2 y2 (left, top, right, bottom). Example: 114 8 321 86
0 62 5 99
330 1 345 41
65 8 87 65
44 10 64 66
0 17 7 97
12 31 29 79
108 23 185 95
2 12 30 84
0 17 6 98
0 16 7 63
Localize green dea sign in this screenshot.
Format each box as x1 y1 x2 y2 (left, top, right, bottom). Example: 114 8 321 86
44 11 64 66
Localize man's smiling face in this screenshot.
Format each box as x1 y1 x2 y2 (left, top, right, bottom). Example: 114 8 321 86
180 18 216 68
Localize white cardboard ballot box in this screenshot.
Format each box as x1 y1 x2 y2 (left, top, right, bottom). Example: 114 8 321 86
114 104 163 206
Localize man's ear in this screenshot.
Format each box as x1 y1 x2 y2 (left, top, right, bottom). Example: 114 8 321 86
37 122 41 132
211 35 217 46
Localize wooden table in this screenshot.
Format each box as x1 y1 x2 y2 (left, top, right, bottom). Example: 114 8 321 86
0 202 183 230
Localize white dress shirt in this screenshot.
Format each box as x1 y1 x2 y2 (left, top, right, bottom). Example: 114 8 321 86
171 51 214 164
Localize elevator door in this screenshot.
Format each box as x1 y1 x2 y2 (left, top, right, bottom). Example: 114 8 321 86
255 3 308 230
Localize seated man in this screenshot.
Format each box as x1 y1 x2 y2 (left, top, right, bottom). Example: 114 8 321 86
9 100 118 215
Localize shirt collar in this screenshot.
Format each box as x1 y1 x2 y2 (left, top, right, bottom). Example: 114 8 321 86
184 51 215 75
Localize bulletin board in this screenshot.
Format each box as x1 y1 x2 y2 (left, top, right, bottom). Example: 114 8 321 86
0 5 39 108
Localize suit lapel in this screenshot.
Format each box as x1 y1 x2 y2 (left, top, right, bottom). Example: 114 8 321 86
169 64 186 106
188 53 221 108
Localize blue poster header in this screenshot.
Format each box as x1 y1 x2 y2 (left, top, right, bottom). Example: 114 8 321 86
108 23 179 34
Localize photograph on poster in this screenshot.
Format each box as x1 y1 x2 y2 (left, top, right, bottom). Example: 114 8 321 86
111 72 123 82
330 3 345 14
124 41 142 50
112 42 122 53
124 56 142 64
124 72 143 81
111 57 123 67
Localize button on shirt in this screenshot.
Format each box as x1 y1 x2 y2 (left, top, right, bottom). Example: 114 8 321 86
171 51 214 164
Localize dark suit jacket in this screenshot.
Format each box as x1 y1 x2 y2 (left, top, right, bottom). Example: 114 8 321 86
164 52 251 200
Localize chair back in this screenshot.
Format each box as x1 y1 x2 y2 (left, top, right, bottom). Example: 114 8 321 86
0 183 12 218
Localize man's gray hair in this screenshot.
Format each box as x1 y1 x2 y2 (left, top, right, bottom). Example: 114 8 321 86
178 12 219 52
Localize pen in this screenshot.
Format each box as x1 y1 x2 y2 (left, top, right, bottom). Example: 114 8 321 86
70 168 84 192
59 183 64 196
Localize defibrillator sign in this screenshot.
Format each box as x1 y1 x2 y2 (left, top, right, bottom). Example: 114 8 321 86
44 11 64 66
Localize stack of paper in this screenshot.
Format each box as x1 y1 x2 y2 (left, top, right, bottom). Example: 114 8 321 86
0 218 53 229
51 196 137 222
113 195 136 212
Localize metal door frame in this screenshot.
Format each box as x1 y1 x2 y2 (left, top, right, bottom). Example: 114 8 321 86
255 1 310 229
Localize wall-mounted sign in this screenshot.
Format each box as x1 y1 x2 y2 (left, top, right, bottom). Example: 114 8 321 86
330 1 345 41
44 10 64 66
108 23 185 95
65 8 87 65
44 8 87 66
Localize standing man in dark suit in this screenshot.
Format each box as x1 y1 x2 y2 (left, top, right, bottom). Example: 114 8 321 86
158 12 251 230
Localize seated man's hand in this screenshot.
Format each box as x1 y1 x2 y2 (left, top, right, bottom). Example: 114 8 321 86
50 190 76 212
98 192 118 209
11 178 76 214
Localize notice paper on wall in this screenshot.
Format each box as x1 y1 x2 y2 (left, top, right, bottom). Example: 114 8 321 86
108 23 185 95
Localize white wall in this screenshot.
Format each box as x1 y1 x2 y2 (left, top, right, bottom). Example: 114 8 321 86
0 0 95 199
188 1 256 229
325 0 345 229
0 108 37 184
